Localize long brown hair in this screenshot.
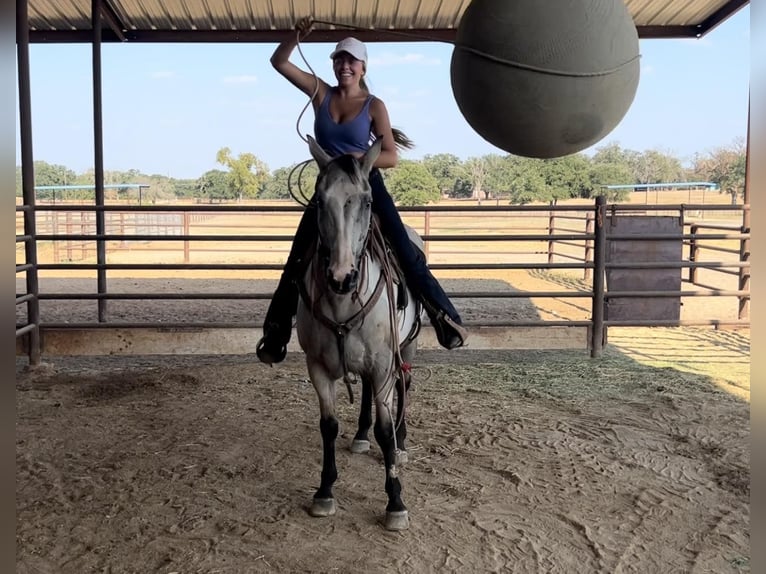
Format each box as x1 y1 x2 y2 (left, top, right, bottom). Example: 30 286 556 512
359 76 415 152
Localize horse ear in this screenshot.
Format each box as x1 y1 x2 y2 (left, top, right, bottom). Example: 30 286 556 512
360 137 383 175
308 135 332 169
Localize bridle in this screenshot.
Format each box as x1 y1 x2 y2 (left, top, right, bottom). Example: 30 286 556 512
298 214 413 417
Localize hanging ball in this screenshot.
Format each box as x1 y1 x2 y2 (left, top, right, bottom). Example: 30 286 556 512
450 0 640 159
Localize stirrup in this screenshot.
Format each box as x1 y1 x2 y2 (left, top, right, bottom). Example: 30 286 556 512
256 336 287 366
432 312 468 350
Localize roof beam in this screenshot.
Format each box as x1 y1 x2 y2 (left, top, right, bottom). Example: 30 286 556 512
28 28 460 44
635 25 699 38
695 0 749 36
28 23 719 44
100 0 127 42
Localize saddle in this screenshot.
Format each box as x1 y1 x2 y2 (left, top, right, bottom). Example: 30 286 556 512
369 214 424 312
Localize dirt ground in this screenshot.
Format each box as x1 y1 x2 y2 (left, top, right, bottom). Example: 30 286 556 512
16 338 750 573
16 209 750 572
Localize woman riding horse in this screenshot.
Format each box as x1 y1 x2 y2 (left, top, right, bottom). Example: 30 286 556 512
256 18 468 365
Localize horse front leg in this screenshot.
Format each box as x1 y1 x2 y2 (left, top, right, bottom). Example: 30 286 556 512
395 341 416 465
308 368 339 518
394 369 411 465
350 379 372 454
373 379 409 531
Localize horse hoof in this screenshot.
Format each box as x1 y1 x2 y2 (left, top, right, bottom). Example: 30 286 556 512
395 450 409 465
309 498 336 517
385 510 409 531
350 439 370 454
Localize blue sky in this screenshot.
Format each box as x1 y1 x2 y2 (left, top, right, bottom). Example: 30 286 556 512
16 5 750 180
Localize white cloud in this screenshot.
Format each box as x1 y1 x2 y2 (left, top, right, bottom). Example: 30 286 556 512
150 71 176 79
223 75 258 84
369 53 441 67
641 63 655 75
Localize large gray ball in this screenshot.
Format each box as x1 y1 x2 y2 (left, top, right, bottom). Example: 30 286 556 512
450 0 640 158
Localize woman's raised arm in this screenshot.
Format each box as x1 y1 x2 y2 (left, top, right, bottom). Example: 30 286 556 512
270 18 329 102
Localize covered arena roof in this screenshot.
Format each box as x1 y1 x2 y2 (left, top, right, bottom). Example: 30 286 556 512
27 0 749 43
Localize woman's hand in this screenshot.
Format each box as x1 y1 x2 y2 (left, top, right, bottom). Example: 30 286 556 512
272 16 329 101
294 17 314 40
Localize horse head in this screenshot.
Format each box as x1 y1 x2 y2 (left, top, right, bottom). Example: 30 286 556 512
308 135 383 294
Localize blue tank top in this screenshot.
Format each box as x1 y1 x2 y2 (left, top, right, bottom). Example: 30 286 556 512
314 88 374 157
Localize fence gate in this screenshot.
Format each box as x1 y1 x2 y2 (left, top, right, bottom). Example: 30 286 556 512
605 215 684 321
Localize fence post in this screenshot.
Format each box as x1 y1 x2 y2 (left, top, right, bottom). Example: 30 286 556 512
739 220 750 321
688 224 698 284
183 211 191 263
65 212 73 261
52 212 60 263
424 210 431 260
547 203 555 265
740 113 751 321
584 211 594 281
119 212 128 247
590 195 606 358
81 211 89 260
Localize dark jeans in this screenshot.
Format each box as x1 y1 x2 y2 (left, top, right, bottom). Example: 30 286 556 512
263 168 461 335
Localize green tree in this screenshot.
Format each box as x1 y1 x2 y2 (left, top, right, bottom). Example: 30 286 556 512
197 169 230 200
172 178 200 199
481 154 513 199
632 149 685 184
385 160 441 206
592 142 647 185
33 160 77 187
694 139 746 204
216 147 270 200
26 160 77 199
592 142 640 169
261 162 319 201
506 157 547 204
465 156 490 203
450 176 473 199
587 163 633 200
421 153 463 197
539 154 592 203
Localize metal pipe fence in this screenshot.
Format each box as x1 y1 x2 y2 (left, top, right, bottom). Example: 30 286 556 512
15 199 750 363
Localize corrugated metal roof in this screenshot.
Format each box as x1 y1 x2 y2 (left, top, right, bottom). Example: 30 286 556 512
26 0 748 42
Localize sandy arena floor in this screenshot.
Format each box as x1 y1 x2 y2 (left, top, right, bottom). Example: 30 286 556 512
16 334 750 573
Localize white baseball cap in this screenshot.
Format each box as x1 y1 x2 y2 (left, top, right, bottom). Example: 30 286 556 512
329 37 368 66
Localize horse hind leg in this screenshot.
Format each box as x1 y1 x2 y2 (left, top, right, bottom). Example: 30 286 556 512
308 372 339 518
350 378 372 454
373 387 409 531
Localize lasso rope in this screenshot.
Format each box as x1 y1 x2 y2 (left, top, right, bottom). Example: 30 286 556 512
287 17 641 205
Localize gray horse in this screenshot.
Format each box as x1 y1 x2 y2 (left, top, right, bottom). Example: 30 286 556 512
296 136 421 531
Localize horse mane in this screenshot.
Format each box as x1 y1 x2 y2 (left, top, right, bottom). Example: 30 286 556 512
324 154 364 185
